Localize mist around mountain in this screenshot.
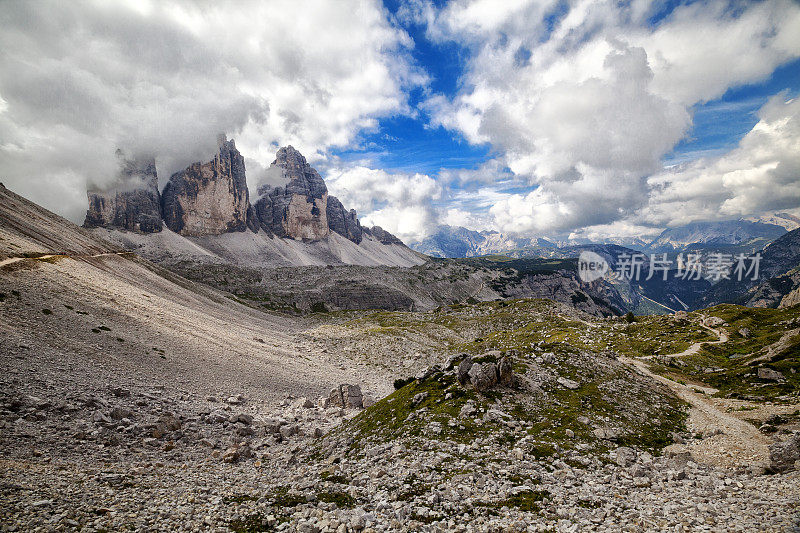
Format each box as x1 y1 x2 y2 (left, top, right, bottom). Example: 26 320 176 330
83 141 425 270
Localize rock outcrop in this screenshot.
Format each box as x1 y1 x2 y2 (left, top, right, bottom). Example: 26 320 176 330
161 135 250 236
253 146 330 241
83 151 162 233
326 195 363 244
326 384 364 409
455 353 515 392
86 140 412 253
364 226 404 245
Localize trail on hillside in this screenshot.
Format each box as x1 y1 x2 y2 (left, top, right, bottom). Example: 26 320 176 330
0 251 132 268
617 318 800 469
621 354 774 469
640 322 729 360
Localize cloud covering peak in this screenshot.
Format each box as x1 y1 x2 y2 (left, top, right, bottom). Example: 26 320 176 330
0 0 422 221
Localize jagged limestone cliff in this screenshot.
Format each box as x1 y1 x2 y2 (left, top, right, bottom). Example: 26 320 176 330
83 150 162 233
161 135 250 236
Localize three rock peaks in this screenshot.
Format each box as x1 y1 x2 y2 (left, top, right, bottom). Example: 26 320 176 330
84 138 403 246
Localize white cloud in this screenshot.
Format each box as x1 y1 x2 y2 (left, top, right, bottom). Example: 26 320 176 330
440 207 493 232
636 1 800 105
325 165 441 243
420 0 800 236
0 0 422 222
639 94 800 227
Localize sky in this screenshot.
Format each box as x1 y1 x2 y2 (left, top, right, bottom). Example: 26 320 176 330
1 0 799 245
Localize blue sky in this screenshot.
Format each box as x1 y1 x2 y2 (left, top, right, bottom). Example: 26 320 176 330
342 0 800 175
1 0 799 243
667 57 800 164
322 0 800 243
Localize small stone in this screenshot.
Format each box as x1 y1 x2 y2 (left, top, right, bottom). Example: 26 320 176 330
557 377 580 390
757 367 784 381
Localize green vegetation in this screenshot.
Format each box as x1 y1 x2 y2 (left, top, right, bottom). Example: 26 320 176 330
310 301 328 313
319 471 350 484
222 494 260 504
478 489 550 513
345 371 489 447
648 304 800 402
393 377 414 390
228 513 273 533
265 486 306 509
316 491 356 507
325 297 695 459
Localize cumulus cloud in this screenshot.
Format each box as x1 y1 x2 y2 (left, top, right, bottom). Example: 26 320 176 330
0 0 422 222
420 0 800 235
639 94 800 227
325 165 441 243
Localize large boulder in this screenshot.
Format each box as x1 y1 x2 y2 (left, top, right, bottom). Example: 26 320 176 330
757 367 785 382
498 356 515 387
769 433 800 473
468 363 498 392
457 356 474 386
84 150 162 233
327 384 364 409
161 135 250 236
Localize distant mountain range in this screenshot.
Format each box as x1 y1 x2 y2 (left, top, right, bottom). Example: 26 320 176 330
413 218 795 259
647 220 789 254
412 220 800 313
698 227 800 309
412 226 556 258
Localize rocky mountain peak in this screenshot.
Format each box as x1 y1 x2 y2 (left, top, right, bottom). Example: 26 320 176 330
161 136 250 236
273 145 308 170
83 151 162 233
83 142 408 250
261 145 328 201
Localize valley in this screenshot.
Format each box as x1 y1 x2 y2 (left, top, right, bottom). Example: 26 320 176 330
2 181 799 531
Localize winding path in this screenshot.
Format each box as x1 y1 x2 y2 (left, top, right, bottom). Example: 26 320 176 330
619 320 775 469
646 321 729 360
621 352 774 469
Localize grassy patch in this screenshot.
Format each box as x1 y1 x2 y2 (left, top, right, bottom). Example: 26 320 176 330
648 305 800 402
228 514 273 533
477 489 550 513
266 486 306 509
316 491 356 508
223 494 260 504
319 471 351 484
